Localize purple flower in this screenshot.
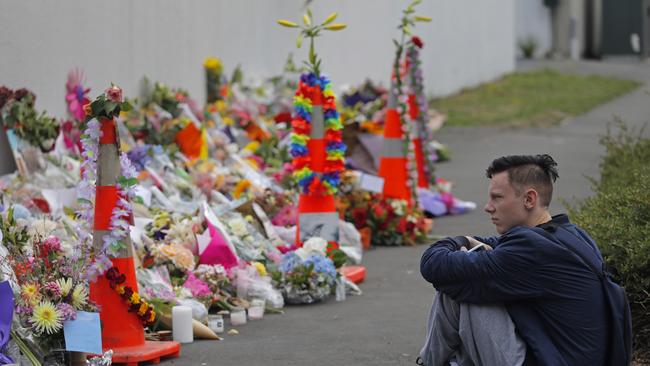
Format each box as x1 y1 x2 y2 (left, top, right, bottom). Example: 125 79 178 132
126 145 152 171
56 302 77 321
43 282 62 298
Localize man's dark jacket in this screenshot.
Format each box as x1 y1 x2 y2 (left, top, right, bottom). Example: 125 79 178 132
420 214 608 366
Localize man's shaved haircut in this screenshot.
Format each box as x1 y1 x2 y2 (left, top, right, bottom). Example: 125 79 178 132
486 154 559 207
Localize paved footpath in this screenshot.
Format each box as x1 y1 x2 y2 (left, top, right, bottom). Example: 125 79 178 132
166 60 650 366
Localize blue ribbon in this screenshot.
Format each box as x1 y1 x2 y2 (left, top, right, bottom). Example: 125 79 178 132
0 281 14 365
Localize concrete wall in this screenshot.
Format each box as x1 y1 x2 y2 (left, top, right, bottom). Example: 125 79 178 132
0 0 515 118
515 0 553 58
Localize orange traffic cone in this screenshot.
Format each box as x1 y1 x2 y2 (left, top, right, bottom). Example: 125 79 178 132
295 86 339 247
90 117 180 366
377 84 411 201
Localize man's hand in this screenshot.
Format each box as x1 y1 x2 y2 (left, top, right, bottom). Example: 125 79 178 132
464 236 493 251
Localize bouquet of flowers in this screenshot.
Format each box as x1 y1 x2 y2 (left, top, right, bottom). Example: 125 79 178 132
204 57 225 104
0 87 60 152
193 264 235 310
270 238 339 304
339 189 429 246
0 207 97 361
254 189 297 227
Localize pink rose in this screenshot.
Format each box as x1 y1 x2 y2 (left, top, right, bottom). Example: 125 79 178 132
105 85 123 103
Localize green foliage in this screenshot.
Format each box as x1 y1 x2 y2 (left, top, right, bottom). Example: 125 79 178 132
431 69 640 128
88 92 132 121
1 90 59 151
518 36 538 59
567 122 650 361
328 249 348 269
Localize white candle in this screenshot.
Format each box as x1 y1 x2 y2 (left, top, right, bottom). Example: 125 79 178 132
172 305 193 343
230 308 247 326
247 299 265 320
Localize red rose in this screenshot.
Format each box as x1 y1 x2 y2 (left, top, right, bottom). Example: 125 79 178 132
105 85 123 103
372 203 385 218
397 218 408 233
352 208 368 228
274 112 292 123
411 36 424 49
0 86 13 109
14 88 34 104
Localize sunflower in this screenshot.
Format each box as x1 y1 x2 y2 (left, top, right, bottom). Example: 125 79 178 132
56 278 73 297
71 285 88 309
21 283 41 304
31 301 62 335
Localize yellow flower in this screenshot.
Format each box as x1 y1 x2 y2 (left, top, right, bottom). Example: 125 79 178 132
252 262 267 277
223 116 234 126
170 244 196 270
116 285 125 295
243 141 260 153
277 19 299 28
31 301 62 335
56 278 73 297
233 179 251 199
148 311 156 323
325 23 346 31
245 158 260 170
130 292 141 304
159 244 179 260
203 57 223 73
21 283 40 304
138 302 149 316
71 285 88 309
215 100 227 113
323 12 337 25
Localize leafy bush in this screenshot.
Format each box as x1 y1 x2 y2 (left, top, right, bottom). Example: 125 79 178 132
568 122 650 362
518 36 538 59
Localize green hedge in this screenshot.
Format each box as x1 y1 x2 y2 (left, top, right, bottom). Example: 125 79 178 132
568 123 650 362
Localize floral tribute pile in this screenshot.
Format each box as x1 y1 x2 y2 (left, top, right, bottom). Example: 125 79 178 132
0 4 478 364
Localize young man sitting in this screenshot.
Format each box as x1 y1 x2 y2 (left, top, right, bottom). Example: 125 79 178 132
418 155 608 366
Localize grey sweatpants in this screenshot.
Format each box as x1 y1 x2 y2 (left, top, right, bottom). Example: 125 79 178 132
419 292 527 366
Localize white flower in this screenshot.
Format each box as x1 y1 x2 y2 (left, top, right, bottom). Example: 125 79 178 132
295 237 328 260
28 219 57 240
71 285 88 309
56 278 73 297
228 219 248 237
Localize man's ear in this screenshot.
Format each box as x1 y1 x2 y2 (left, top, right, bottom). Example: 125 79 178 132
524 188 537 210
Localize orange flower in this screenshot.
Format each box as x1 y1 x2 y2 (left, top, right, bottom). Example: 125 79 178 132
233 179 251 199
115 285 125 295
83 103 92 117
148 310 156 323
137 302 149 316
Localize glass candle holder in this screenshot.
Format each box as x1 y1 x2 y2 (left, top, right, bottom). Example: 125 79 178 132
230 307 247 326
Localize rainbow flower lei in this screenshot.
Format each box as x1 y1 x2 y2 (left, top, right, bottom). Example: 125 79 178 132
290 73 346 196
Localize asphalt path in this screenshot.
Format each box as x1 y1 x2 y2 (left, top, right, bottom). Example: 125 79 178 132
165 59 650 366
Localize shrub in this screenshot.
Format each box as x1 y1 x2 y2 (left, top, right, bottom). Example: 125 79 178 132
567 122 650 362
518 36 538 59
